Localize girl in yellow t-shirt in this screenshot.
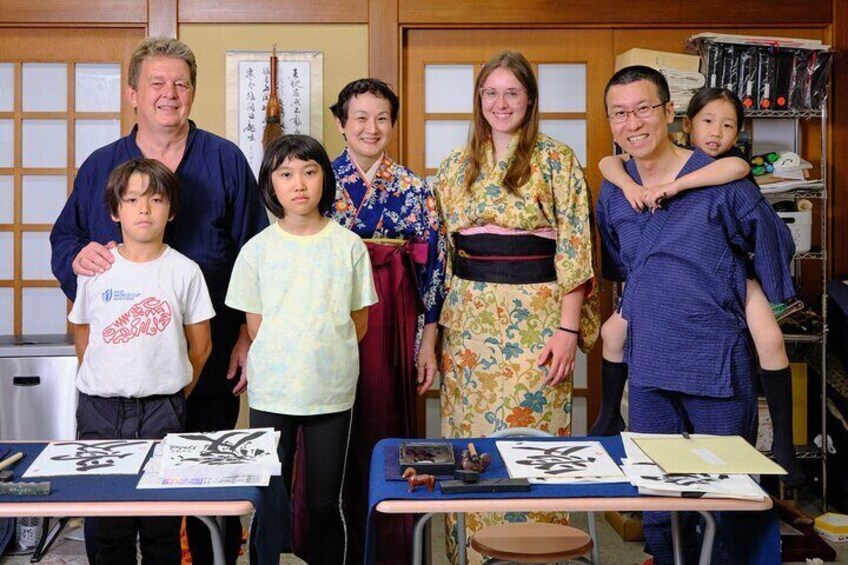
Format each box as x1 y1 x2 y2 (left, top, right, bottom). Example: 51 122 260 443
226 135 378 563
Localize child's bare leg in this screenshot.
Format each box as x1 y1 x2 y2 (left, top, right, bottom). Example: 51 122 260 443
746 279 789 369
601 310 627 363
589 312 628 436
746 279 803 486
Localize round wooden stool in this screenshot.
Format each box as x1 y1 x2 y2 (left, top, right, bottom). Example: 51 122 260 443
470 522 594 564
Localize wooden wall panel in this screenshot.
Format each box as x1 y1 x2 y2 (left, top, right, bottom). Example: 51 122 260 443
179 0 369 24
369 0 400 157
148 0 177 37
0 0 146 23
398 0 832 26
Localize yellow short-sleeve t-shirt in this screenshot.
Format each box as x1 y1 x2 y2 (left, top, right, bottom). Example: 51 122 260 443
226 220 378 415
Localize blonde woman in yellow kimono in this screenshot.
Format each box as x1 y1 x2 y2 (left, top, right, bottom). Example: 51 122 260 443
433 50 599 564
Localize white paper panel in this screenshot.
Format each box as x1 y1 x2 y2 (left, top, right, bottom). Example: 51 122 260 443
538 64 586 113
572 396 587 436
540 119 587 167
751 119 796 154
0 288 12 335
425 65 475 114
22 63 67 112
0 176 12 223
22 175 67 224
0 120 12 168
22 232 53 280
22 120 67 168
75 63 121 112
0 63 13 112
75 120 120 167
22 288 68 334
425 120 469 169
0 232 12 279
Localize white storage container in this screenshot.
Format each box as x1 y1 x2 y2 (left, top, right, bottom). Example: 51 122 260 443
777 210 812 254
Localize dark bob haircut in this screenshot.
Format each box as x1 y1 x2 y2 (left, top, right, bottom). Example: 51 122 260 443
258 134 336 218
686 87 744 128
329 78 400 126
105 158 180 218
604 65 671 111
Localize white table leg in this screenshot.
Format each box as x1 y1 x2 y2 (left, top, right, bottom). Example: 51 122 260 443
697 511 716 565
457 512 466 565
195 515 226 565
412 512 437 565
671 511 684 565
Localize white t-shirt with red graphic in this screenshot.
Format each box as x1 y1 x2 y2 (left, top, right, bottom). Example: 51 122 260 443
69 245 215 398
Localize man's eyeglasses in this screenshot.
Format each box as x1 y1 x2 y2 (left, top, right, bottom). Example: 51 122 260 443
479 88 526 104
607 103 667 124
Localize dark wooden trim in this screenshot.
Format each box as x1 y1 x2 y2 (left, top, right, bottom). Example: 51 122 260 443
179 0 369 23
398 0 832 25
833 4 847 277
148 0 177 38
369 0 401 167
0 0 146 23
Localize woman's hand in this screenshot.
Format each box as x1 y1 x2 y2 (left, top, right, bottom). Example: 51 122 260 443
536 330 578 386
417 323 439 395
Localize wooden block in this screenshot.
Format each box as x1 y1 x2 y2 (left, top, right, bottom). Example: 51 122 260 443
790 362 807 445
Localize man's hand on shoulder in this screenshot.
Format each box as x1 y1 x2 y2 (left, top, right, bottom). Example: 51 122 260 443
73 241 117 276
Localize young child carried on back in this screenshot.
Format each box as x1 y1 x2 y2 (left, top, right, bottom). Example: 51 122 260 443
69 159 214 564
225 134 378 564
590 87 804 486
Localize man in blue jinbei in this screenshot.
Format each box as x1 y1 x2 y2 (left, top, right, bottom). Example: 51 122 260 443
596 66 793 564
50 37 268 565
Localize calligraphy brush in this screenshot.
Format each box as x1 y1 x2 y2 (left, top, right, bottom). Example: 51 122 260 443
263 44 283 150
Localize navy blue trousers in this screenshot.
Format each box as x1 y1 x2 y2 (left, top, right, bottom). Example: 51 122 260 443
629 384 780 565
77 392 186 565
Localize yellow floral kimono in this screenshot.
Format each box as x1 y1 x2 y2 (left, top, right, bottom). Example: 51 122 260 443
434 132 600 564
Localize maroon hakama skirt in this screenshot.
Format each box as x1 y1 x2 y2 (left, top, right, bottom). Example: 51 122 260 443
293 241 425 564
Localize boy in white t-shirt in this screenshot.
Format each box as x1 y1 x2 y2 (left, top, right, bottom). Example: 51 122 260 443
69 159 215 565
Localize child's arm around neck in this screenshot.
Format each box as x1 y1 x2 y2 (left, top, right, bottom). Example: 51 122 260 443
599 154 647 212
643 153 750 209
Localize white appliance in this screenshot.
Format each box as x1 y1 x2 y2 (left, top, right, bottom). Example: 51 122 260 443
0 334 78 441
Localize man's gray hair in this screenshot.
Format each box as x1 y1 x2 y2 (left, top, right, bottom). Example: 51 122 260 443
128 37 197 90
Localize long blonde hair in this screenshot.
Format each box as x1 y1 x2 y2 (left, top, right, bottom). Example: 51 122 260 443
464 51 539 194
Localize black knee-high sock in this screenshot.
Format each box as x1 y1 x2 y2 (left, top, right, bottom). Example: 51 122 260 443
588 359 628 436
761 366 805 487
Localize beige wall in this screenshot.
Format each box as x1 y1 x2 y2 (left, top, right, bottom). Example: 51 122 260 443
180 24 368 159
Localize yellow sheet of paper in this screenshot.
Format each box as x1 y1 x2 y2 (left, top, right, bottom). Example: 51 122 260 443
633 435 787 475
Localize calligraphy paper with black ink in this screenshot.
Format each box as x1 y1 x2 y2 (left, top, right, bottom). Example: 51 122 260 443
496 441 624 481
620 459 766 501
23 440 154 477
138 444 270 489
160 428 281 479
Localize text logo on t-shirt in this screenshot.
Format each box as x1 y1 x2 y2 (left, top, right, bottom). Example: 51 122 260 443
101 289 142 303
102 297 173 344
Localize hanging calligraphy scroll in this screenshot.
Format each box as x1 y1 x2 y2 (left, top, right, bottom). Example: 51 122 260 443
226 50 323 179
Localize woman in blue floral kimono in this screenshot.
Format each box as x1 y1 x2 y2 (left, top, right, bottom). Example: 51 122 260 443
293 78 446 564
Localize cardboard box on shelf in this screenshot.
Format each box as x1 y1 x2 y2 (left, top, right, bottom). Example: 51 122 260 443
605 510 644 541
615 48 701 73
